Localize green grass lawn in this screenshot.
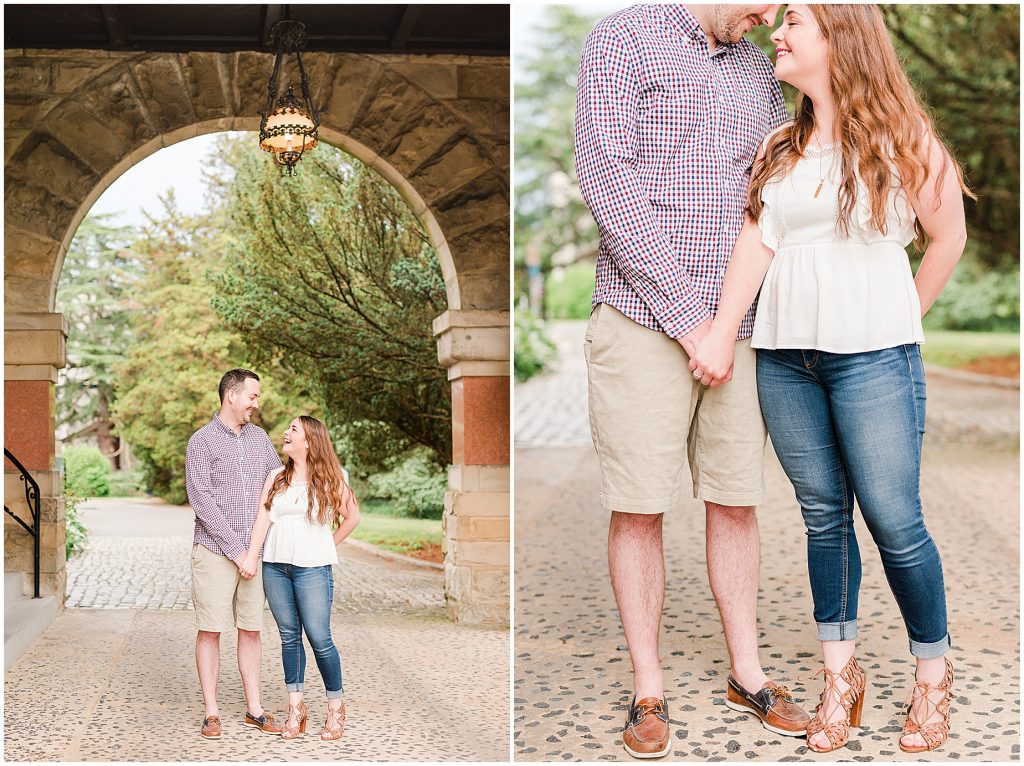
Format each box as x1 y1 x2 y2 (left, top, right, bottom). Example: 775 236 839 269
349 500 441 555
921 330 1019 368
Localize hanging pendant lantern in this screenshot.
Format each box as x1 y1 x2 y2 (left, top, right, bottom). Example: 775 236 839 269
258 19 320 176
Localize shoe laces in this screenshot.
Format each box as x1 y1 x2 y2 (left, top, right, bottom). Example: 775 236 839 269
632 699 665 724
803 667 851 712
901 680 948 729
767 683 793 701
286 704 305 727
326 704 346 724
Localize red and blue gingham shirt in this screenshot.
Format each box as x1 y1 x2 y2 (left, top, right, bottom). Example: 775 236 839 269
575 5 787 339
185 414 283 560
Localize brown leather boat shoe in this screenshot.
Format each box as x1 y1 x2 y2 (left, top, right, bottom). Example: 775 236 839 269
622 696 671 759
201 715 222 739
243 710 283 735
725 677 810 737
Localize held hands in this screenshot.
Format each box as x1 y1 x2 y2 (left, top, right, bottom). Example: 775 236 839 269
235 552 258 580
676 317 712 358
687 324 736 388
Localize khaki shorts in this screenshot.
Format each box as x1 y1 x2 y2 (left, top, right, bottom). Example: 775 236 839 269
190 543 265 632
584 303 766 513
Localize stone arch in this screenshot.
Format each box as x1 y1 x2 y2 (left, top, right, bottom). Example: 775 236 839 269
40 121 465 314
4 48 509 627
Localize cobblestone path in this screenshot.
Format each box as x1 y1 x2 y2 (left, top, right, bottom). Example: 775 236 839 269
7 501 506 761
515 320 1019 762
66 527 444 615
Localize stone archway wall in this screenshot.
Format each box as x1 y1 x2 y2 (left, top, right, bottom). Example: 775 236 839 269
4 48 509 624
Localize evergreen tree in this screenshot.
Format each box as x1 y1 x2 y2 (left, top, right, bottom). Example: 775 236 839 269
55 216 142 469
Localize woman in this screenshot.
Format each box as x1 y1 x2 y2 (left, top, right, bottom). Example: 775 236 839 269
242 416 361 741
689 4 971 755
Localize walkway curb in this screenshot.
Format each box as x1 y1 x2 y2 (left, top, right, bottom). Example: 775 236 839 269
344 538 444 571
924 363 1019 389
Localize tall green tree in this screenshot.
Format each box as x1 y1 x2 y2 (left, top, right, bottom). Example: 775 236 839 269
514 6 600 303
880 4 1019 270
112 195 310 503
211 145 451 471
55 216 142 468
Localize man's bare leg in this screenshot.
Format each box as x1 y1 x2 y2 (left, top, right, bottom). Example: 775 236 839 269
196 630 221 717
705 502 768 691
609 511 665 699
238 628 264 717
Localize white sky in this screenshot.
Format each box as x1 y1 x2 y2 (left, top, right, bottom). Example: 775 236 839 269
86 131 250 228
513 3 627 78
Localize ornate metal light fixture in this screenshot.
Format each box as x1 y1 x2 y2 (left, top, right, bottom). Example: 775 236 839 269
258 18 320 176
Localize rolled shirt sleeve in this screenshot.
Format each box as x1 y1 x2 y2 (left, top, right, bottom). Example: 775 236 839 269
575 26 710 339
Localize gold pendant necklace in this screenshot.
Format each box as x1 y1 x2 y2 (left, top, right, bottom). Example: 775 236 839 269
813 140 825 198
812 138 832 199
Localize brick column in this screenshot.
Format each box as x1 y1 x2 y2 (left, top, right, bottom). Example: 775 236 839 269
4 312 68 600
433 310 510 625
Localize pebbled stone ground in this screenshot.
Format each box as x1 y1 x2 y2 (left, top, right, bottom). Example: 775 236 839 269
6 501 508 762
514 320 1019 762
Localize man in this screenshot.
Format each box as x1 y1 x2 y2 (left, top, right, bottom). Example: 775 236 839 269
185 368 283 739
575 5 809 758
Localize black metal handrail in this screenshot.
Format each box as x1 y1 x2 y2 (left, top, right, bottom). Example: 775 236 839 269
3 448 40 598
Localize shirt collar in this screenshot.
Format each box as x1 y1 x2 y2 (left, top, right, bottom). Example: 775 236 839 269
212 413 243 436
665 5 737 52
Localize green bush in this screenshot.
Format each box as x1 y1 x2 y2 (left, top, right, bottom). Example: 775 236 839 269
546 262 596 320
107 468 146 497
63 445 111 498
925 267 1019 332
364 449 447 520
514 311 557 382
64 491 89 559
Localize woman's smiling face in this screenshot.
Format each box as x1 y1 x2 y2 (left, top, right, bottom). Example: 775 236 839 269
770 5 829 90
281 418 308 457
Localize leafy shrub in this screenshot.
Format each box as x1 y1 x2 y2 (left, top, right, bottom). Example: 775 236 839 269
514 311 557 382
64 491 89 559
364 449 447 519
925 267 1019 332
546 262 596 320
63 445 111 498
107 469 147 497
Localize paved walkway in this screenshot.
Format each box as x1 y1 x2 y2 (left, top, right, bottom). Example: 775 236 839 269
6 500 508 761
514 320 1019 762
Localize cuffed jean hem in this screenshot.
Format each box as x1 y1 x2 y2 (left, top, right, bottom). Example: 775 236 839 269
326 688 343 699
910 634 951 659
817 620 858 642
285 683 304 693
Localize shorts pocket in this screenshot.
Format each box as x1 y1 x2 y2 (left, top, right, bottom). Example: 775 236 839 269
584 303 603 343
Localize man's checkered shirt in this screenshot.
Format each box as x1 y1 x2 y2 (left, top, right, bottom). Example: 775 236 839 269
185 414 283 560
575 5 787 340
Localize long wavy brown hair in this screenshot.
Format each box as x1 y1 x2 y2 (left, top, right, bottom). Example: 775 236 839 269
747 4 974 248
265 415 357 526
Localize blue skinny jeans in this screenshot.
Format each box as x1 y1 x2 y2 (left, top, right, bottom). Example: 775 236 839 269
262 562 344 697
757 344 951 659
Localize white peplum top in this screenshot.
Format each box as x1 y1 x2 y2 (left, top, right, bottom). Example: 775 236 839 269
262 468 339 567
751 143 925 353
